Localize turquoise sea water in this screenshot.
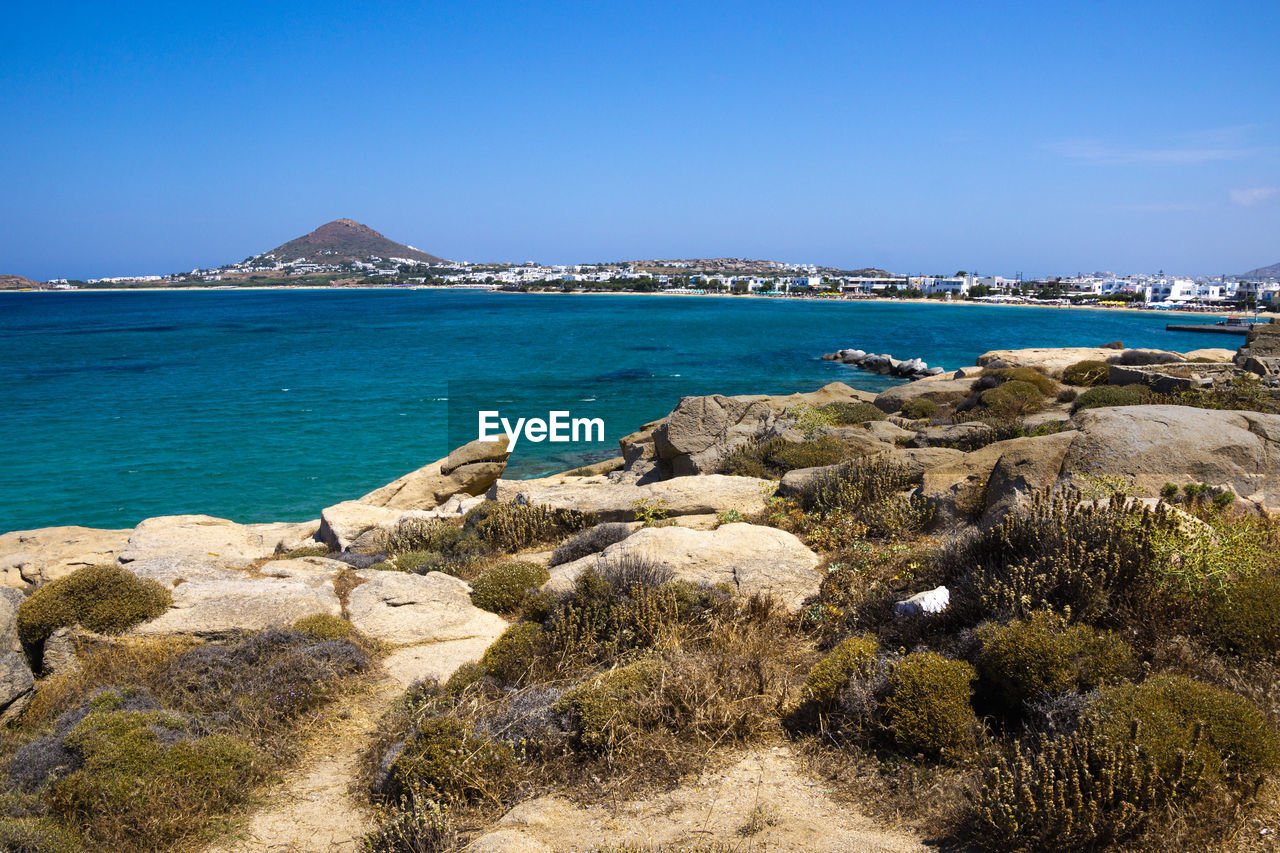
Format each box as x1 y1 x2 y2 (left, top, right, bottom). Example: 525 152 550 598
0 290 1224 533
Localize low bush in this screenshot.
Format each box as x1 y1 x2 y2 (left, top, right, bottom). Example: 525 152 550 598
1061 359 1112 387
376 518 467 557
979 380 1045 419
0 816 82 853
16 565 171 646
1071 384 1153 412
940 491 1183 624
464 502 597 554
1202 574 1280 659
385 717 515 806
283 545 330 559
969 722 1189 851
1092 673 1279 787
470 562 551 614
804 635 877 706
46 708 259 851
292 612 354 641
794 456 933 545
549 522 634 567
899 398 938 420
882 651 978 760
817 401 887 423
363 789 457 853
472 622 546 687
975 613 1134 711
555 658 662 754
987 367 1060 397
717 436 853 479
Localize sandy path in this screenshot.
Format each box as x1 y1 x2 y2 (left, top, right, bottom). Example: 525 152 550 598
204 679 400 853
470 746 929 853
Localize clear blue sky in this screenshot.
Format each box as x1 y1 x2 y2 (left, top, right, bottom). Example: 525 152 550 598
2 1 1277 279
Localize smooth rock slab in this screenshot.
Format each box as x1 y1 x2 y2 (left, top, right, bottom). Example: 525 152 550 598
496 474 775 523
381 635 506 689
0 526 132 589
546 523 822 611
118 515 317 569
359 436 510 510
346 571 508 646
133 574 341 636
316 501 405 551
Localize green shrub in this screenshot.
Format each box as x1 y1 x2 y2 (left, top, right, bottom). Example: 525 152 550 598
0 817 82 853
1055 387 1077 403
362 789 457 853
1092 673 1280 786
464 501 596 553
988 367 1059 396
1203 574 1280 659
882 651 977 760
475 622 545 686
283 545 330 559
899 398 938 420
470 562 550 613
717 436 853 479
975 613 1134 711
969 723 1189 851
1061 359 1112 387
942 492 1182 624
1072 384 1153 412
1161 482 1180 499
47 710 259 851
555 658 662 754
817 401 887 424
804 635 877 706
376 517 468 557
387 717 515 806
292 612 353 641
980 380 1045 419
797 456 934 545
543 565 684 670
16 565 171 646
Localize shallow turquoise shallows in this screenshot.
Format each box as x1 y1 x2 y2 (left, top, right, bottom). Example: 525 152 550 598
0 290 1223 532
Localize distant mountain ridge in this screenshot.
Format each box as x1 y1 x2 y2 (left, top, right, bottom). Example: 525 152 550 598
257 219 443 264
1241 261 1280 279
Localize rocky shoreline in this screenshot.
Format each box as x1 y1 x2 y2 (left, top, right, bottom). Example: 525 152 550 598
5 324 1280 851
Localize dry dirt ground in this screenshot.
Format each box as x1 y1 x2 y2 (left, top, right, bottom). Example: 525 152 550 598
469 746 929 853
201 667 929 853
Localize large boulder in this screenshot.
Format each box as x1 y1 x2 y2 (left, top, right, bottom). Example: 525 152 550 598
492 474 775 523
345 571 507 646
977 347 1122 376
316 501 405 551
130 557 346 637
545 523 822 611
359 436 510 510
873 378 977 414
0 526 133 590
1062 406 1280 507
117 516 317 569
1 589 34 723
922 433 1076 527
653 395 775 476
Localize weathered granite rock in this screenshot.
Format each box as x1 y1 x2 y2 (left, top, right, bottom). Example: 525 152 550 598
316 501 405 551
1 588 33 723
777 448 962 498
346 571 507 646
545 523 822 610
41 627 81 677
617 418 665 484
1062 406 1280 508
976 347 1120 377
913 422 996 448
0 526 132 589
359 436 510 510
494 474 775 523
133 563 342 636
873 378 977 413
921 434 1072 527
1180 348 1235 363
380 635 506 690
654 395 775 476
852 421 916 443
117 516 317 569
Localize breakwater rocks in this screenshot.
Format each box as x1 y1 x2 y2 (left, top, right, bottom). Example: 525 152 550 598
821 348 945 380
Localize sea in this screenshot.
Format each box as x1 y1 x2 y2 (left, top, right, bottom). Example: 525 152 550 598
0 290 1229 533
